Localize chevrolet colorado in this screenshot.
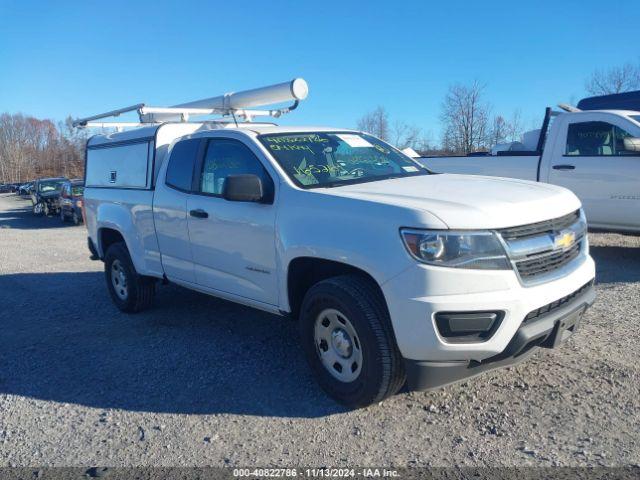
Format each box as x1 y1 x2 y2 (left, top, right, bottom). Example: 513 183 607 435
78 82 596 407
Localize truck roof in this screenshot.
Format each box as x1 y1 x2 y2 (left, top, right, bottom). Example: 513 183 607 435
237 125 358 135
36 177 67 182
87 122 358 147
576 109 640 116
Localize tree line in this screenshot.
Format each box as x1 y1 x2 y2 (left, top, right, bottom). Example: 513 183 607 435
1 60 638 183
0 114 86 184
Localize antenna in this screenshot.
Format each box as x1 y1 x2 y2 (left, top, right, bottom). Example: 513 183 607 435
73 78 309 128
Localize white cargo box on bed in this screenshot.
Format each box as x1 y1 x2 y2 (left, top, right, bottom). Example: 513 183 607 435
85 123 203 189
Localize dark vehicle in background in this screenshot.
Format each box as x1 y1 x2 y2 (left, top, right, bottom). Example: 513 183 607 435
31 177 67 216
18 182 33 196
59 180 84 225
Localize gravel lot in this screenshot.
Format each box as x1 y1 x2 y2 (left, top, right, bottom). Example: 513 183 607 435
0 192 638 468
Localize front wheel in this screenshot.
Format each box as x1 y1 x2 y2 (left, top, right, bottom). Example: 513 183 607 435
104 242 155 313
299 275 405 408
72 210 82 225
33 202 44 216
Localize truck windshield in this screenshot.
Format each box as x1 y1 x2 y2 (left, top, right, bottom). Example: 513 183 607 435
39 180 65 192
258 132 428 188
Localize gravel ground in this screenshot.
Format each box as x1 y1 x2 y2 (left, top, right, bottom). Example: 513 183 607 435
0 192 638 468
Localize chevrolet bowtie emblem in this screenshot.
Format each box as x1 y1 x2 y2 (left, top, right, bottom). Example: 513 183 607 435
553 230 576 249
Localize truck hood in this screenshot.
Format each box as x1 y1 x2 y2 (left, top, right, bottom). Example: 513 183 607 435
323 174 581 229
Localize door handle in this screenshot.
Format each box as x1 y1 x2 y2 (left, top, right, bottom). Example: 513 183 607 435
552 164 575 170
189 209 209 219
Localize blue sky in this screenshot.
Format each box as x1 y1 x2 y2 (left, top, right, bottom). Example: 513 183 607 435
0 0 637 141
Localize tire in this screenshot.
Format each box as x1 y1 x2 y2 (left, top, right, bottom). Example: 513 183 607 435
60 208 67 222
299 274 405 408
104 242 155 313
33 202 44 216
72 210 81 225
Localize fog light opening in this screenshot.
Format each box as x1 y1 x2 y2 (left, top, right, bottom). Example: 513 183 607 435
434 311 504 344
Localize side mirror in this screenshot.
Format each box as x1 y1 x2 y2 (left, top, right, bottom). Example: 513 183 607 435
222 174 264 202
623 137 640 152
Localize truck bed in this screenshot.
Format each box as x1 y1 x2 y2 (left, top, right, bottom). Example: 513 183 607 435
419 154 541 182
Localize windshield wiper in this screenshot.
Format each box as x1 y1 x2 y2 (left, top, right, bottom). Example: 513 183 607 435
319 171 428 189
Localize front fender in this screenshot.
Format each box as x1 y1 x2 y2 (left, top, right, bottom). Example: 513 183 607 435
276 188 446 311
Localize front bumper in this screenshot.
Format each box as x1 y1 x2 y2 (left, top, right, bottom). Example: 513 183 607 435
404 283 595 390
381 252 596 362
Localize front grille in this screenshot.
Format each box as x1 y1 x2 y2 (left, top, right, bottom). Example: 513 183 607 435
515 241 582 280
499 210 580 241
524 280 594 323
497 209 586 283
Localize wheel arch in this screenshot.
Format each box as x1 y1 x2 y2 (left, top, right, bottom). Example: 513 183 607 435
285 256 387 318
98 227 126 259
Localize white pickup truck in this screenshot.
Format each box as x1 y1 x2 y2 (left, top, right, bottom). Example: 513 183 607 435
421 95 640 233
78 81 596 407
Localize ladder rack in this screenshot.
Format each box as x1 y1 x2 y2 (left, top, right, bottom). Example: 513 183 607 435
73 78 309 129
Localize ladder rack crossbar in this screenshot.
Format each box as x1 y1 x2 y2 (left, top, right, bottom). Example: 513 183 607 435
72 78 308 129
73 104 145 127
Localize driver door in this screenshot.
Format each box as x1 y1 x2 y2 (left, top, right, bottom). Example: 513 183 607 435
548 118 640 230
186 137 279 306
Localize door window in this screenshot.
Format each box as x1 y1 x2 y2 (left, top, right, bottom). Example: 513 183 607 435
613 124 636 155
566 121 636 156
199 139 273 198
165 139 200 191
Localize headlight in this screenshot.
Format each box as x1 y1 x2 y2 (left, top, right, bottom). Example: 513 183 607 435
400 229 511 270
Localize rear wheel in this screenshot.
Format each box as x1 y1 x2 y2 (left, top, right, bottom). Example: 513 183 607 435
299 275 405 408
104 242 155 313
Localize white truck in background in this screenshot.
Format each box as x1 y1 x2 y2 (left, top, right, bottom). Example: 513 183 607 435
420 92 640 233
76 80 596 407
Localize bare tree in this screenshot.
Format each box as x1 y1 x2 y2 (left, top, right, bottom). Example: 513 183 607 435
0 113 85 184
440 81 491 154
356 106 390 141
391 120 423 149
489 115 508 146
585 62 640 96
506 109 523 142
488 109 525 148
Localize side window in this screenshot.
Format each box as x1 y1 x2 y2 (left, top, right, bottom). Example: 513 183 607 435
165 139 200 191
199 139 273 197
566 122 614 156
613 125 636 155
